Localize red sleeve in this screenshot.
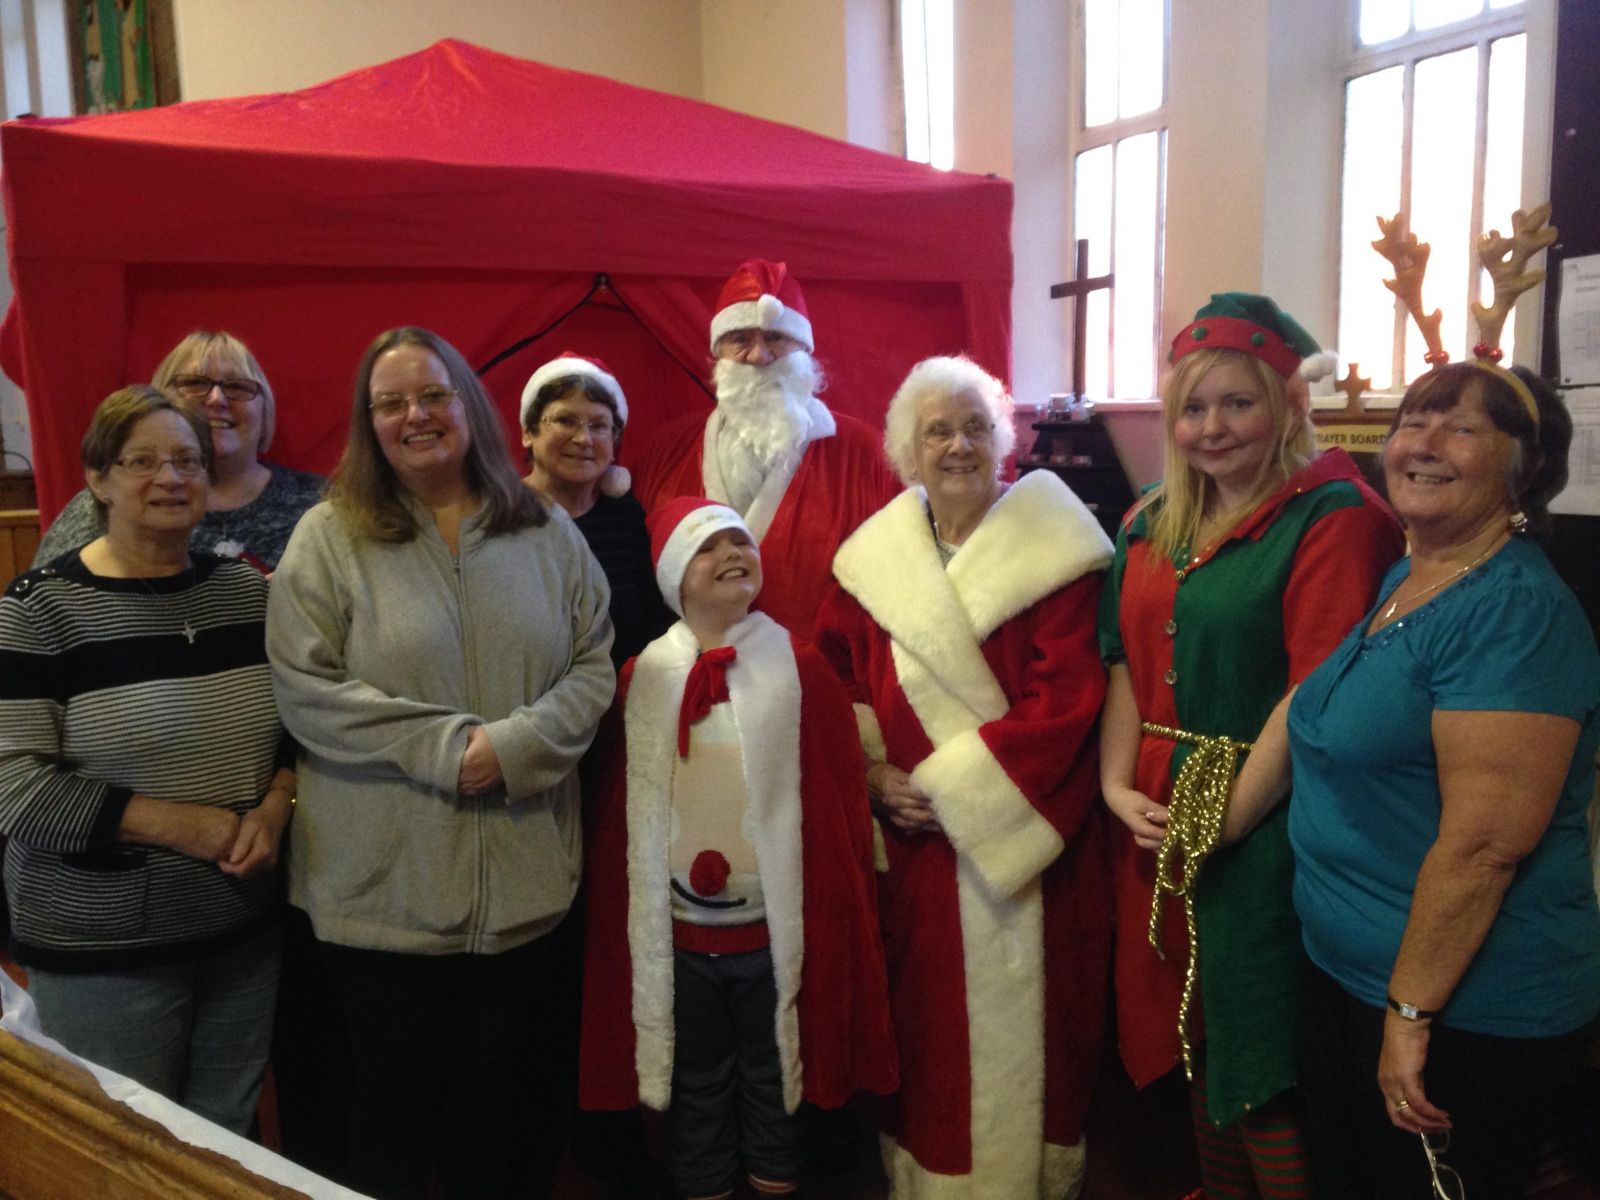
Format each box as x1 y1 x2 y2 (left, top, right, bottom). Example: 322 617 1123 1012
1282 499 1406 683
977 571 1108 843
812 582 872 705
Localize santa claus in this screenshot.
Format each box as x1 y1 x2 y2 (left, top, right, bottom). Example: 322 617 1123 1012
631 260 900 636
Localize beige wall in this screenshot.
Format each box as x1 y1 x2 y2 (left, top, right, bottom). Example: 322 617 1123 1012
170 0 704 101
699 0 849 138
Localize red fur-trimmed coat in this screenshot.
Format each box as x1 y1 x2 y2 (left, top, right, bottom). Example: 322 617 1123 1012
578 614 897 1113
816 472 1114 1199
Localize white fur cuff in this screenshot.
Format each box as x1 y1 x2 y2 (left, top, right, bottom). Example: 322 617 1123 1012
911 729 1064 898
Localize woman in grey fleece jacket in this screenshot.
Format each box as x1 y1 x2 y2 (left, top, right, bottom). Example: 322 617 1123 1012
267 327 614 1200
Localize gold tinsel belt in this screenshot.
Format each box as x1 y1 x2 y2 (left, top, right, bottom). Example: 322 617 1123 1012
1140 721 1253 1081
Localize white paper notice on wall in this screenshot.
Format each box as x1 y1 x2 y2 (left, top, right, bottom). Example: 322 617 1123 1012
1551 386 1600 517
1558 255 1600 387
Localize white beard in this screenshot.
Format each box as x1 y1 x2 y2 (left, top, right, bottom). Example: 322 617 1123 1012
711 353 822 514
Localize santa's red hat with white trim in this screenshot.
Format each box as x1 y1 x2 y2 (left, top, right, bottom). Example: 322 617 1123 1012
519 352 629 427
709 259 815 354
648 497 754 616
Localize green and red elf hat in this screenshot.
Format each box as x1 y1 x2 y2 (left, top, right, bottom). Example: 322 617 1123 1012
1169 292 1334 382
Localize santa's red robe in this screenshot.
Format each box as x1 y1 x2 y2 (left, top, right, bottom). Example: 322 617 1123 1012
816 471 1114 1199
579 613 897 1114
631 406 900 636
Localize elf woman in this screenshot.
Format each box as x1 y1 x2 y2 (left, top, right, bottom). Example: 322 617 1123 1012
1098 294 1404 1199
578 497 895 1200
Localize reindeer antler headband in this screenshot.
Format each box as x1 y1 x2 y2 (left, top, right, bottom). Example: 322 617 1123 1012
1372 204 1555 428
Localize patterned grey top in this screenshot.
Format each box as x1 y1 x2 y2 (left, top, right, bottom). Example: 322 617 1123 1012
34 463 325 571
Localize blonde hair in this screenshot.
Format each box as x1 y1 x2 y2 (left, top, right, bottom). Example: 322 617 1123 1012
1141 347 1315 562
153 331 276 455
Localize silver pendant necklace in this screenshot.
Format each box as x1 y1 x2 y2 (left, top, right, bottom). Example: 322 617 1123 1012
134 568 198 644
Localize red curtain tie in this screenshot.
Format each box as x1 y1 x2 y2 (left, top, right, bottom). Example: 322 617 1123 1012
678 646 736 757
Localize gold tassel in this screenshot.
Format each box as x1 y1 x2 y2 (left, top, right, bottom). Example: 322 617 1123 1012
1140 721 1252 1080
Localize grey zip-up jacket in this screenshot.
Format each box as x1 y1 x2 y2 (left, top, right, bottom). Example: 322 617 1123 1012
267 498 614 954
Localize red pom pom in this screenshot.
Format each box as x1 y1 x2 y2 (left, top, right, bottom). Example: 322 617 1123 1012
1472 342 1504 362
689 850 732 897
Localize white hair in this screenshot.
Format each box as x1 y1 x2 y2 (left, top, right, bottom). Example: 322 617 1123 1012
882 355 1016 485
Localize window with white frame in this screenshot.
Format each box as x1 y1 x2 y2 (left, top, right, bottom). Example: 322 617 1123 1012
1072 0 1168 402
1337 0 1531 390
901 0 954 170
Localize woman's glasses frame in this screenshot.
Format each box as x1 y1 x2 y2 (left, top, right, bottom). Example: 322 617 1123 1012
1421 1130 1465 1200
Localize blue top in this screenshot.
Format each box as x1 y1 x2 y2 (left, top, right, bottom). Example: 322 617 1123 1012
1288 536 1600 1038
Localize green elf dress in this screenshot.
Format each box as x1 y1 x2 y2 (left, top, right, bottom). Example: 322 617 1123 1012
1098 447 1402 1126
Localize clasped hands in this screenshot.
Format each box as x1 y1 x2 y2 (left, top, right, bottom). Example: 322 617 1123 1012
867 762 942 834
457 725 505 797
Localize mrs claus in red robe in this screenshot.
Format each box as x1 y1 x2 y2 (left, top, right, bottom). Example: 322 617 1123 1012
816 356 1114 1199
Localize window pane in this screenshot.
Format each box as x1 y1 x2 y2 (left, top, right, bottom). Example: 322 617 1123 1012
1084 0 1117 127
1114 131 1162 400
1480 33 1526 362
925 0 955 169
1410 46 1479 376
1415 0 1485 31
1338 67 1405 390
1074 144 1113 399
1488 0 1522 8
1359 0 1411 45
1118 0 1164 118
901 0 930 163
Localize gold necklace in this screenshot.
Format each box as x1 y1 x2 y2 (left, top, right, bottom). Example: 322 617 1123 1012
1380 542 1498 622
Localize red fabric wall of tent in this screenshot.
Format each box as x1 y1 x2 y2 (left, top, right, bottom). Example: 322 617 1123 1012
0 39 1013 523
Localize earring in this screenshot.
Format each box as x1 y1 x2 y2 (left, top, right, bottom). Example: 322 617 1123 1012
1508 510 1529 534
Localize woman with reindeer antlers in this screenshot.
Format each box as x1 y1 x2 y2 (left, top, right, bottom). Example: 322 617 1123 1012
1228 206 1600 1200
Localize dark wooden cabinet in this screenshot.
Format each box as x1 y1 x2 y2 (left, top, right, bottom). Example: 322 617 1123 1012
1017 413 1136 542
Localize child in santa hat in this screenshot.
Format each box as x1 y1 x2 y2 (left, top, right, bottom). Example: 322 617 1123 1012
578 497 896 1200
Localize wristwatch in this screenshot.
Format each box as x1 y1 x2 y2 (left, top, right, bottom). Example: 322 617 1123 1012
1387 995 1440 1021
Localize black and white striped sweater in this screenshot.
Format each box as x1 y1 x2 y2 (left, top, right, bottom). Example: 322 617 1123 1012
0 551 285 971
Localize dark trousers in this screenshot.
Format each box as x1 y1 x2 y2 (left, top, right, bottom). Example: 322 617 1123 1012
1298 961 1593 1200
669 946 802 1197
320 924 572 1200
271 906 351 1178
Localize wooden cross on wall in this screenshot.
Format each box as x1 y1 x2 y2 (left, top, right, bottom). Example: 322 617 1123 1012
1050 238 1114 402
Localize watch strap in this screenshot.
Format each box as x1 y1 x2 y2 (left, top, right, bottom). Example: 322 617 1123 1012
1387 995 1440 1021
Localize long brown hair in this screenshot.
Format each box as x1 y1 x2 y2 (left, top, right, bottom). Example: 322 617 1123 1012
328 327 546 542
1141 347 1315 562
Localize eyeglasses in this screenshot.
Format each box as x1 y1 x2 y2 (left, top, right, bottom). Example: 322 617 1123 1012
369 386 459 421
1420 1131 1465 1200
920 418 994 448
170 374 264 403
541 413 615 440
113 451 208 478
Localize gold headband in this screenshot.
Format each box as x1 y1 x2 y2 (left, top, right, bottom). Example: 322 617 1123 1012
1466 359 1540 429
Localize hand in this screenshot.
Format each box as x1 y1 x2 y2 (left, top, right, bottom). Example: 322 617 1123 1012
164 805 244 863
868 763 941 835
219 803 289 879
1104 784 1168 851
1377 1011 1451 1133
457 725 504 796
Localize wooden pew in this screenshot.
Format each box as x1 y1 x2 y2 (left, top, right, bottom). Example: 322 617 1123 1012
0 1026 309 1200
0 508 41 591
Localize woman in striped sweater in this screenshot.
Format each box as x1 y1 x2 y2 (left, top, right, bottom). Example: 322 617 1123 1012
0 386 293 1136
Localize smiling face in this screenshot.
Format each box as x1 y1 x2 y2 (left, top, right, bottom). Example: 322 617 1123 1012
1171 355 1280 508
89 409 208 545
368 344 470 490
522 391 616 492
679 526 763 618
178 348 265 470
1383 387 1517 545
912 387 1000 512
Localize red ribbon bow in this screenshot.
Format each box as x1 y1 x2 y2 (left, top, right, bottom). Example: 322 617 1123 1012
678 646 737 758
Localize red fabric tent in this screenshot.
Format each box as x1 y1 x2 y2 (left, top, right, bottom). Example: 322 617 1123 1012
0 39 1012 522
